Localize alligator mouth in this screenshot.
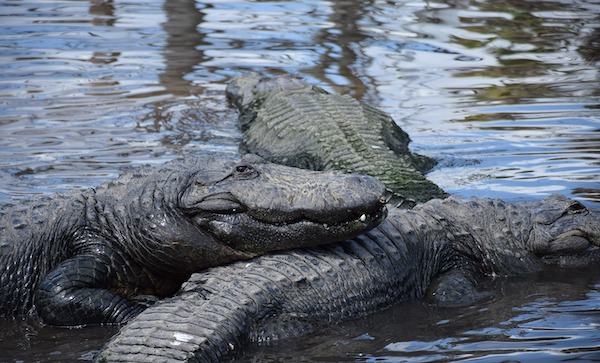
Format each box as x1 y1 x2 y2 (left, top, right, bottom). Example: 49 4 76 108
556 230 585 239
548 229 596 254
190 192 248 215
183 188 388 253
190 191 388 227
195 204 388 254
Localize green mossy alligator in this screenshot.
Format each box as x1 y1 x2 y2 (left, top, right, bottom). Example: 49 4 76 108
0 153 388 326
98 194 600 362
226 73 448 204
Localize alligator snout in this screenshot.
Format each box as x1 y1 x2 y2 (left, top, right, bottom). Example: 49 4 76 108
258 171 389 226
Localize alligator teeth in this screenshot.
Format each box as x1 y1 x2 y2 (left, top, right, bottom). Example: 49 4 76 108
359 214 367 222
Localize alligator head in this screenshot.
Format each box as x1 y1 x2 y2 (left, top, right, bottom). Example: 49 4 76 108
225 73 315 131
527 194 600 266
226 72 310 114
174 154 389 269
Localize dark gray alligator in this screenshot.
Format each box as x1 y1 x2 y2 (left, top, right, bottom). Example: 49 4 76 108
226 73 447 204
0 153 388 326
97 194 600 362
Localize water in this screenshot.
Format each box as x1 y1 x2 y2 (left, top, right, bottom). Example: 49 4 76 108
232 267 600 362
1 0 599 361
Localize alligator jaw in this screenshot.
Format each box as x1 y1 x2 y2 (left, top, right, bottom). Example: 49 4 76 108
187 190 389 226
192 204 388 253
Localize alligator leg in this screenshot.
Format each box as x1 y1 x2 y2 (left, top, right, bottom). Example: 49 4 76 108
35 254 146 326
425 270 491 306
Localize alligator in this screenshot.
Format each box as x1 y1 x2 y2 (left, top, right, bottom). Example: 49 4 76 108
97 193 600 362
226 73 448 204
0 153 388 326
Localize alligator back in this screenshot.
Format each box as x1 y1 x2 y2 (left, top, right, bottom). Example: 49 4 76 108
227 74 447 203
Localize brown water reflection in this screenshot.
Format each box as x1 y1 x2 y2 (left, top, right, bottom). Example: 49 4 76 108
580 27 600 63
160 0 206 96
305 0 374 98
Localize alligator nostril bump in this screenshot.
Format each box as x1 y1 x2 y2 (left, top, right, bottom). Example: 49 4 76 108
346 175 365 184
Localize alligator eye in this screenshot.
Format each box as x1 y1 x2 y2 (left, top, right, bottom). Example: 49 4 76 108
567 201 587 215
233 164 258 179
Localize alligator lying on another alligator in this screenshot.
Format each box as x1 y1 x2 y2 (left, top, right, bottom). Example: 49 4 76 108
97 74 600 362
3 73 598 362
0 153 388 326
226 73 447 204
98 193 600 362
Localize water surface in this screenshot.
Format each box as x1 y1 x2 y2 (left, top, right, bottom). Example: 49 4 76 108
1 0 599 361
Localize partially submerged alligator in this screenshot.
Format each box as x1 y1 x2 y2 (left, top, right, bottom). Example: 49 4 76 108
0 153 388 326
226 73 447 204
98 194 600 362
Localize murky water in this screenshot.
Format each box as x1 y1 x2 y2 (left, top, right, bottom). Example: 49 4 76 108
1 0 599 361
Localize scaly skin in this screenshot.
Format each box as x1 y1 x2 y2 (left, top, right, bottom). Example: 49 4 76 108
96 194 600 362
0 153 388 326
226 73 448 204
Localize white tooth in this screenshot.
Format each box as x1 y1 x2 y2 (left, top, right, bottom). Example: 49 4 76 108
359 214 367 222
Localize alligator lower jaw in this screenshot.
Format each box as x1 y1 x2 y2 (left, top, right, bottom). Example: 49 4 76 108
194 206 387 253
